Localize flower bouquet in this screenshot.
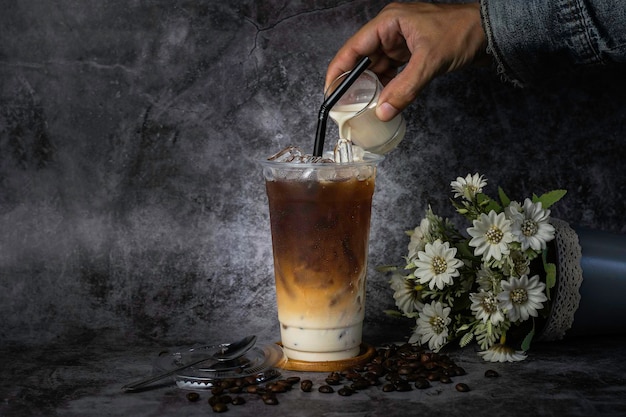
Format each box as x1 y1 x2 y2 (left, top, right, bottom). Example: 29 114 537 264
384 174 567 362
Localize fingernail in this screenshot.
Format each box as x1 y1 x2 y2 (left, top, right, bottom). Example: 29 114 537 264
376 102 398 122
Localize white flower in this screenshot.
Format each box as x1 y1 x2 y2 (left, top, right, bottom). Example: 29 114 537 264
390 274 424 316
407 218 431 260
411 301 451 352
478 343 527 362
468 211 514 262
407 208 445 261
498 275 548 322
470 290 505 325
504 200 522 219
509 198 555 251
414 239 464 290
451 173 487 200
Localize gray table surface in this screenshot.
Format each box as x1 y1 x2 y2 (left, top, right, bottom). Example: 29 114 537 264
2 334 625 417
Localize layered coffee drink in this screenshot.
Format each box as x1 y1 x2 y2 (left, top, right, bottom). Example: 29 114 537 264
262 147 382 361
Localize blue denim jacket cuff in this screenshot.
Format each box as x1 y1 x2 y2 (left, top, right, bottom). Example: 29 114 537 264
480 0 626 86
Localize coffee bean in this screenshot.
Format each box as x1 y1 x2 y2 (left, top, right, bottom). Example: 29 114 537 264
439 375 453 384
219 395 232 404
338 386 353 396
244 376 258 386
454 367 467 376
325 377 342 386
186 392 200 402
382 383 395 392
364 374 381 386
350 379 370 391
262 394 279 405
485 369 500 378
268 383 287 393
426 372 441 382
455 383 470 392
395 381 412 392
398 366 412 375
286 376 301 385
318 385 334 394
276 380 293 389
245 385 259 394
414 378 431 389
300 380 313 392
231 396 246 405
344 371 361 381
212 402 228 413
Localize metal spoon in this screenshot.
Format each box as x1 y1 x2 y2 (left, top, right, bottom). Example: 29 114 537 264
122 335 257 392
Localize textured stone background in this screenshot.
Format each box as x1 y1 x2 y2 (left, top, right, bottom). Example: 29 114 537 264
1 0 624 348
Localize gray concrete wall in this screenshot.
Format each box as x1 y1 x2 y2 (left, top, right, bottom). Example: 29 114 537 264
1 1 624 348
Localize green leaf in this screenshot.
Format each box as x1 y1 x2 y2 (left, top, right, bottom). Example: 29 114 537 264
478 193 502 213
536 189 567 209
521 321 536 351
498 186 511 207
376 265 398 273
383 310 405 318
542 250 557 300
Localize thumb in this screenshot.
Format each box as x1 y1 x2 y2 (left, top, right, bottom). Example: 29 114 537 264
375 59 430 122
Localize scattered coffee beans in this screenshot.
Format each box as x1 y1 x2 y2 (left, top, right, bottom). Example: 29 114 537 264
179 342 475 413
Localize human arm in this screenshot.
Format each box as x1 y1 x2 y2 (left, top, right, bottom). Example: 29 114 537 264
481 0 626 86
326 0 626 121
325 2 487 122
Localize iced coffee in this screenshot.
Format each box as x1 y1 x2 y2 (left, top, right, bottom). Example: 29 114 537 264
262 147 383 361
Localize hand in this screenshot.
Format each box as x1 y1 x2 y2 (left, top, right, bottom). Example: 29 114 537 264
325 2 488 121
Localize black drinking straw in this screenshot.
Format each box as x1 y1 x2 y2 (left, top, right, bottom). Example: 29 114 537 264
313 56 372 157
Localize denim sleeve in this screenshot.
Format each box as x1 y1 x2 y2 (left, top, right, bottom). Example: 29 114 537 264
480 0 626 86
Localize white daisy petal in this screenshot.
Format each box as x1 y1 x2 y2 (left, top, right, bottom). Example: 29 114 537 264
468 211 514 263
414 239 464 290
478 344 527 362
498 274 548 322
390 274 424 315
413 301 451 352
510 198 555 251
470 290 505 325
450 173 487 200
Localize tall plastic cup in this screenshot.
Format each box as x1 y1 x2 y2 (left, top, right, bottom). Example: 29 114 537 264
262 152 383 361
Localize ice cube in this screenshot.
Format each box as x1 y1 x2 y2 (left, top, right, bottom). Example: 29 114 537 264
267 146 304 162
268 146 337 164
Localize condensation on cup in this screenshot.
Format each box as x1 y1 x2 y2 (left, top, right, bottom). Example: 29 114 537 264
261 146 384 361
326 69 406 155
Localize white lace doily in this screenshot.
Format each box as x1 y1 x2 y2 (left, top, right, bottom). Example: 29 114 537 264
538 218 583 341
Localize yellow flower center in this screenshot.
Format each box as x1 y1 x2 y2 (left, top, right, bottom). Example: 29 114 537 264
521 219 538 237
430 316 447 334
486 225 504 244
511 288 528 305
481 295 498 313
432 256 448 275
